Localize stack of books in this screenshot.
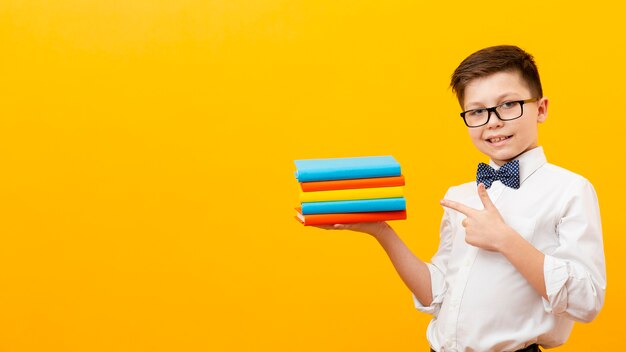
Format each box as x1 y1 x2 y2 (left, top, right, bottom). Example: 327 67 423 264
293 156 407 226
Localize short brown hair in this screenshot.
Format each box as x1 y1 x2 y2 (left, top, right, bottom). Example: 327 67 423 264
450 45 543 107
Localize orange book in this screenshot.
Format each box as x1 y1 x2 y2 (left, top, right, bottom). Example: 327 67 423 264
300 175 405 192
295 207 407 226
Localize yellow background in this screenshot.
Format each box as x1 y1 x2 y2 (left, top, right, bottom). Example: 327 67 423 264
1 0 624 350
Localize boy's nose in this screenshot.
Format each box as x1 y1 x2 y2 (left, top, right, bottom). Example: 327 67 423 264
486 111 504 129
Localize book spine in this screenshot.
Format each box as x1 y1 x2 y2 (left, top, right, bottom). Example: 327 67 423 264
297 210 407 226
299 186 404 203
300 175 405 192
296 165 401 182
301 197 406 215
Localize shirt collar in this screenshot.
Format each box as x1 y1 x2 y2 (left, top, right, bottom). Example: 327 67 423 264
489 146 547 185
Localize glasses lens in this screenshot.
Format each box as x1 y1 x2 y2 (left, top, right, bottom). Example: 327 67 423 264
464 109 489 127
496 101 523 120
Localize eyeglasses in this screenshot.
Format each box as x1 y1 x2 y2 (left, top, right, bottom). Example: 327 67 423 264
460 98 539 128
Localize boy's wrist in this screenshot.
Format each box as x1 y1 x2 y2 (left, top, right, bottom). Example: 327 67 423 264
372 222 394 240
496 226 522 255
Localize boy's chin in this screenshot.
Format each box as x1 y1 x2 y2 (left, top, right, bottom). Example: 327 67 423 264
484 149 519 164
475 142 527 164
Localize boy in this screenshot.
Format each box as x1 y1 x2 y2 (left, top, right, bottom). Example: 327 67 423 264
319 45 606 351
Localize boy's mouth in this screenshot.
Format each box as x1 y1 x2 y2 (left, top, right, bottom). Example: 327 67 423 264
486 135 512 144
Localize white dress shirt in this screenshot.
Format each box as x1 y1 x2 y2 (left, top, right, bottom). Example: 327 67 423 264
414 147 606 352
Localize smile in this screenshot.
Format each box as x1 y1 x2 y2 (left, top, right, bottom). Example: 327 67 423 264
487 136 512 143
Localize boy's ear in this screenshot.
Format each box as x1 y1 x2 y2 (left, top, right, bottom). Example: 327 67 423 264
537 97 548 123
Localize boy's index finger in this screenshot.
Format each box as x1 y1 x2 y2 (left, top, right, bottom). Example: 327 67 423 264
440 198 476 216
477 183 496 210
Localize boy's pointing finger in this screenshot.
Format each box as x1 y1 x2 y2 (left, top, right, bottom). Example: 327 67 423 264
440 199 475 216
477 183 496 210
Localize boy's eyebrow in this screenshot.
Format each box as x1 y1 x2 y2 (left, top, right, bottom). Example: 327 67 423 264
465 92 522 109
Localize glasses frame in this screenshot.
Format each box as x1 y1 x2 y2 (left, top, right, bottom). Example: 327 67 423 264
460 98 540 128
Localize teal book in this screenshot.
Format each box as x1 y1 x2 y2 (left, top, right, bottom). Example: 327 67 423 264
300 197 406 215
294 156 401 182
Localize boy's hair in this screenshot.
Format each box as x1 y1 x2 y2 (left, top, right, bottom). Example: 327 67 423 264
450 45 543 107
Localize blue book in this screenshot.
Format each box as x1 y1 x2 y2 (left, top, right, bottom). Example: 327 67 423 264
294 156 401 182
301 197 406 215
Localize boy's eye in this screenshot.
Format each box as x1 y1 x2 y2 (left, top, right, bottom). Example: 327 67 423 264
500 101 517 109
468 109 486 116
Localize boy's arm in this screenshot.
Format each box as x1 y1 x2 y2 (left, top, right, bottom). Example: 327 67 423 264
374 223 434 306
440 184 548 298
319 222 434 306
441 181 606 322
539 178 606 322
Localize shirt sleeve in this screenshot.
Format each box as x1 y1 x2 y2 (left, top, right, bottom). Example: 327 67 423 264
413 188 456 317
542 177 607 323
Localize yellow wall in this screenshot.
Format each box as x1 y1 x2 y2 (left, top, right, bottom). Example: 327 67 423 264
1 0 624 350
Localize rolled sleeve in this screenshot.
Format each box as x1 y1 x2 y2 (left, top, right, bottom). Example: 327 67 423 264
413 263 447 316
542 255 569 314
542 178 606 323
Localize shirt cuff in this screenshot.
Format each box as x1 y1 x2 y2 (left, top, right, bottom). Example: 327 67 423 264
413 263 446 316
542 254 569 314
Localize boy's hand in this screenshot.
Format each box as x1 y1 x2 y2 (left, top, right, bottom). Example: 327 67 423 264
314 222 391 239
439 183 515 252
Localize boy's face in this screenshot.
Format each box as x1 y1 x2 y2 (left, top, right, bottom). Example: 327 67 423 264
462 70 548 166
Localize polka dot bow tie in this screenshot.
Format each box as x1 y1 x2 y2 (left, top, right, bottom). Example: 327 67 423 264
476 159 520 189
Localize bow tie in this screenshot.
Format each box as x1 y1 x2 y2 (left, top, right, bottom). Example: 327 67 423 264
476 160 520 189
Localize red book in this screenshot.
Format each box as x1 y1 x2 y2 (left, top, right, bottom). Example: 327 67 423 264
300 175 405 192
295 207 407 226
